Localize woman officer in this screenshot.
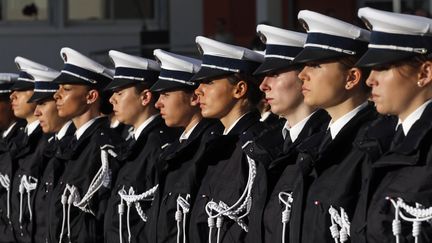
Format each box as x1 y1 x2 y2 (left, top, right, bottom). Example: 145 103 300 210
244 24 330 243
189 37 265 243
48 47 122 243
26 67 75 243
103 50 179 243
146 49 222 243
288 10 385 243
351 7 432 243
9 57 55 243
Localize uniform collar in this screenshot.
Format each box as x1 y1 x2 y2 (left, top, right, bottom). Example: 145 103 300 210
179 121 200 143
75 116 102 140
223 112 250 135
282 111 316 143
2 122 17 138
56 121 73 140
25 120 40 136
328 101 368 139
134 114 159 140
398 99 432 135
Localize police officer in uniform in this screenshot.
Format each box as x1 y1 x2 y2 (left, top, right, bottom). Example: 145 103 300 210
189 37 266 243
9 57 55 243
244 24 330 243
26 67 76 243
0 73 25 243
351 7 432 243
288 10 382 243
146 49 223 243
48 47 122 243
103 50 179 243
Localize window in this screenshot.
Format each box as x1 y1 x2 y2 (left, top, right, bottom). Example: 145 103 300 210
1 0 48 21
361 0 431 15
68 0 154 21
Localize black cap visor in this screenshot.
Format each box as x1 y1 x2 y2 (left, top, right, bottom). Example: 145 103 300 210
293 47 349 64
10 81 34 91
53 72 110 90
191 67 235 82
150 78 197 93
104 79 138 92
253 58 302 75
27 92 55 103
355 49 419 68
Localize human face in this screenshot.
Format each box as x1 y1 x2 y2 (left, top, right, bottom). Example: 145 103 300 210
298 61 348 109
260 70 303 117
34 99 68 133
54 84 90 119
109 86 145 127
155 90 195 127
366 64 420 117
0 99 15 131
194 78 237 119
10 90 36 119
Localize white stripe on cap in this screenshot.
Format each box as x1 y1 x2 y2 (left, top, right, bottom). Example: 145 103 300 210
0 90 11 94
200 64 240 73
158 76 196 86
34 89 58 92
368 44 427 54
17 77 34 82
303 43 357 55
61 70 97 84
264 54 295 60
113 75 146 81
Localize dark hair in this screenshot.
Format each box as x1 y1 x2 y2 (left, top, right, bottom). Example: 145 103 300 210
227 73 264 107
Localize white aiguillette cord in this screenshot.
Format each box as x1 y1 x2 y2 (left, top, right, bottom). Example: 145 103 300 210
387 196 432 243
205 155 257 243
59 144 117 243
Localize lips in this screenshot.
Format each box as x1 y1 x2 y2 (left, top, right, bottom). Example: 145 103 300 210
265 98 273 104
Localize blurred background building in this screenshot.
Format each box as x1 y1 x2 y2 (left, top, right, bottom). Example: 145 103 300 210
0 0 430 71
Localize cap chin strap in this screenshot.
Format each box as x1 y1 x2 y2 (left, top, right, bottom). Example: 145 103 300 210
205 155 256 243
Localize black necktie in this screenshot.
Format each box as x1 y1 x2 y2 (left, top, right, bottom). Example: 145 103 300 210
283 130 292 153
390 125 405 150
319 129 332 152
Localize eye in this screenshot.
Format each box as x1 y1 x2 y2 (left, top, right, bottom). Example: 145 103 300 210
307 63 321 68
267 72 279 78
372 64 391 71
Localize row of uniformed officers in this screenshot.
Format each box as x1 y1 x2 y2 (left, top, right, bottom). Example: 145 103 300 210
0 7 431 243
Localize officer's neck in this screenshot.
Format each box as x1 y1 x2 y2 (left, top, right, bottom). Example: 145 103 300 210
72 107 101 130
281 102 315 127
219 103 251 131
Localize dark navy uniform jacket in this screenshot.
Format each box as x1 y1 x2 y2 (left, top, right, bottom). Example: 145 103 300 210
289 104 381 243
48 117 123 243
188 110 265 243
245 109 330 243
32 123 76 243
351 102 432 243
146 119 223 243
104 115 180 243
10 124 50 243
0 120 26 243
